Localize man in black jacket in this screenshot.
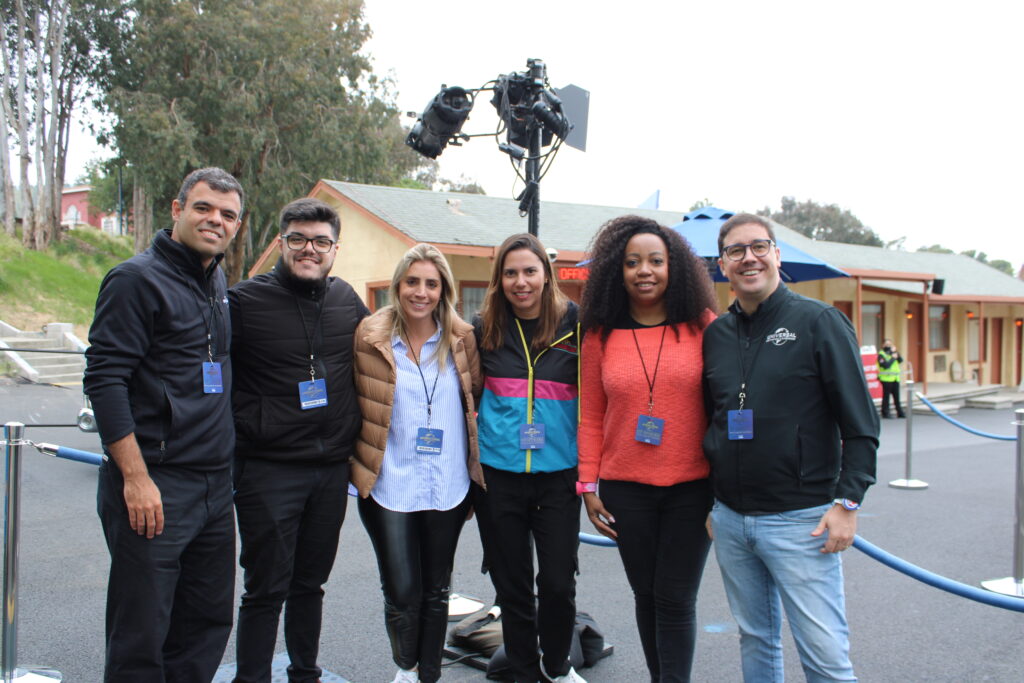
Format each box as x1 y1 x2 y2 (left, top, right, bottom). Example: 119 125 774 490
84 167 244 682
703 213 879 682
229 198 368 683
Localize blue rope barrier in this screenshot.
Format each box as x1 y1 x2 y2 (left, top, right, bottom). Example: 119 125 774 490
580 532 617 548
914 393 1017 441
853 535 1024 612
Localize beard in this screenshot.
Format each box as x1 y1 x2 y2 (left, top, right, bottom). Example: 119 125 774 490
276 255 328 293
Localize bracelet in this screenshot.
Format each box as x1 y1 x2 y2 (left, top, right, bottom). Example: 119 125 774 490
575 481 597 496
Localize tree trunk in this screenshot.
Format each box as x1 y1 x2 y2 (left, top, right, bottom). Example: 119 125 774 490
0 72 15 237
133 179 154 253
15 0 35 247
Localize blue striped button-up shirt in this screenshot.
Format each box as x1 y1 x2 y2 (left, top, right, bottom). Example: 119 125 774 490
371 331 470 512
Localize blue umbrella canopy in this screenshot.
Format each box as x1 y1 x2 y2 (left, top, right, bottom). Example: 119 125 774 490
669 207 848 283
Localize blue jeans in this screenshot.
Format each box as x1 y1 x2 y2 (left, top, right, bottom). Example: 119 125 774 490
710 501 856 683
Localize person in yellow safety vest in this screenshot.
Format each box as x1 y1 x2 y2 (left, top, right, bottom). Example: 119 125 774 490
878 338 906 418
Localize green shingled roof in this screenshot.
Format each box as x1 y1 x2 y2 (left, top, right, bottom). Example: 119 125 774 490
323 180 687 252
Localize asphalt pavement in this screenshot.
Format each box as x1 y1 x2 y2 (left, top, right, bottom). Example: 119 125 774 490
1 379 1021 682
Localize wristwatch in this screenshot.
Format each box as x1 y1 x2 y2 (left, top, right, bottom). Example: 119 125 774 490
576 481 597 496
833 498 860 511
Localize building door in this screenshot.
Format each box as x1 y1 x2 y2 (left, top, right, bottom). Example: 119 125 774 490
990 318 1003 384
907 301 924 382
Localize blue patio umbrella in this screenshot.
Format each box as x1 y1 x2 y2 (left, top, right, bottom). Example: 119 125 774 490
670 207 849 283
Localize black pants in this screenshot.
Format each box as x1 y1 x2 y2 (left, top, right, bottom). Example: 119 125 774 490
97 463 235 683
881 380 905 417
232 458 349 683
600 478 713 683
358 493 471 683
472 466 580 683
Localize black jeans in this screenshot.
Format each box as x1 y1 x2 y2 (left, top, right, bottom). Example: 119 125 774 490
358 493 471 683
600 478 713 683
233 458 349 683
98 463 235 683
473 466 581 683
881 380 905 417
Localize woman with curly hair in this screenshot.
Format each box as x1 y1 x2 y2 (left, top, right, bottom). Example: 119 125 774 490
577 215 718 682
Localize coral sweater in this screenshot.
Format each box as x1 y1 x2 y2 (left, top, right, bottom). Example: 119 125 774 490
578 310 715 487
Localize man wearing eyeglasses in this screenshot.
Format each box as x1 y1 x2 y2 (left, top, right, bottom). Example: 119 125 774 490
702 213 879 682
228 197 369 682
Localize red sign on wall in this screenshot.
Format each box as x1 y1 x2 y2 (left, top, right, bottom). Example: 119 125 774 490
861 347 882 400
558 267 589 281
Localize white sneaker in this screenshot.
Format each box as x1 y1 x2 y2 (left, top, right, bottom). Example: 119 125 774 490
541 663 587 683
390 668 419 683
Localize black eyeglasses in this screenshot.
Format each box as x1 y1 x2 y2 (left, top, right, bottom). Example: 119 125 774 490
722 239 774 261
282 233 336 253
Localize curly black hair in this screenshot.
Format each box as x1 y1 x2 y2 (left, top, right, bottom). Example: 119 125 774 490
580 214 718 339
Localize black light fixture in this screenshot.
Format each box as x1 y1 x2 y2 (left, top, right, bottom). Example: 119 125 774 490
404 59 589 236
405 86 473 159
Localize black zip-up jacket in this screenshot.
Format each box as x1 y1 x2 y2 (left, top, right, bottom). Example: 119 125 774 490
229 264 369 463
84 229 234 470
702 284 879 513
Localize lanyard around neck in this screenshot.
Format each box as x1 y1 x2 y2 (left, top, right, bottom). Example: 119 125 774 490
411 340 441 427
631 326 667 414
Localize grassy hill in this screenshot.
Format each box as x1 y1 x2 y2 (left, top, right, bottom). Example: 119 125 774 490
0 228 133 339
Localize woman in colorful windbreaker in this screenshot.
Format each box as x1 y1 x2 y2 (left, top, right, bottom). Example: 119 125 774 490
471 233 585 683
577 215 718 683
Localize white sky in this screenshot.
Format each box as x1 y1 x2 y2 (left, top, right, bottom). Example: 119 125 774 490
360 0 1024 270
64 0 1023 270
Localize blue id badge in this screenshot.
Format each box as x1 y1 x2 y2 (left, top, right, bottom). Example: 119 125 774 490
202 362 223 393
728 409 754 440
519 423 546 450
634 415 665 445
298 378 328 410
415 428 444 455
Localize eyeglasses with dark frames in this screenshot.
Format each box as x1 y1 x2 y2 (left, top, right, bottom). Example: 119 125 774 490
282 233 336 254
722 239 774 261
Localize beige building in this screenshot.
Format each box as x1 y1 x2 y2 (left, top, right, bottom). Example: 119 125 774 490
252 181 1024 392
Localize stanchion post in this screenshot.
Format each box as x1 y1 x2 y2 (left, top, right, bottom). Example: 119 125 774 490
3 422 63 682
981 408 1024 597
889 381 928 489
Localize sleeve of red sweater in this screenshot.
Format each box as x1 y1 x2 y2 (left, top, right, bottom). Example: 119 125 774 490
577 331 606 483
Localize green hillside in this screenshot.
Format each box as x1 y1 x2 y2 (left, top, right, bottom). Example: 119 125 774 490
0 229 133 338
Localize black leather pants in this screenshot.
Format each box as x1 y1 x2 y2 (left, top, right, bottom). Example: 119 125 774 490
358 493 471 683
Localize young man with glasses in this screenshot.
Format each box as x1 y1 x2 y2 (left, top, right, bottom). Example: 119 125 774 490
228 197 369 682
702 213 879 682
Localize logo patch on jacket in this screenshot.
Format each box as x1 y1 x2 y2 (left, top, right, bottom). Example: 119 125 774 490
552 341 578 355
765 328 798 346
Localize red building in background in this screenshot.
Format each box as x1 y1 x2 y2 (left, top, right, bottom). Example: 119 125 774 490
60 185 122 234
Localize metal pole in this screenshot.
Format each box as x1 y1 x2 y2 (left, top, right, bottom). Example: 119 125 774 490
2 422 22 679
981 408 1024 597
526 123 541 236
2 422 63 682
889 381 929 489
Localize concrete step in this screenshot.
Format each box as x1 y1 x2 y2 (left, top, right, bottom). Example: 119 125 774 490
38 372 85 385
0 336 61 350
965 395 1016 410
913 401 961 415
22 355 84 368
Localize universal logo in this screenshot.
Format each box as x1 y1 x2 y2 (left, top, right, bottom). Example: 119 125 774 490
765 328 798 346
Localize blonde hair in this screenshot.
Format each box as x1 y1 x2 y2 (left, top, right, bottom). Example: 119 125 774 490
385 243 459 369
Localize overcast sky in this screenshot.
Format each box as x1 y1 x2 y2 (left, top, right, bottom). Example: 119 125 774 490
63 1 1022 270
360 0 1024 270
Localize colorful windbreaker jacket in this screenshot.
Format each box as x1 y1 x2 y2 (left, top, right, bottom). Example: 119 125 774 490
474 303 579 473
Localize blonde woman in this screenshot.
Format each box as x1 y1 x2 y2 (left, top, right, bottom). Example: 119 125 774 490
352 243 483 683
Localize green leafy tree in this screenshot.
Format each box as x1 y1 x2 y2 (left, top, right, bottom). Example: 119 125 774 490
757 196 883 246
917 245 1015 276
689 197 712 211
916 244 955 254
93 0 427 282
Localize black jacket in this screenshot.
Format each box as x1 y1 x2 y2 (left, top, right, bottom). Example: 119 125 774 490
702 284 879 513
229 265 368 463
84 229 234 470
